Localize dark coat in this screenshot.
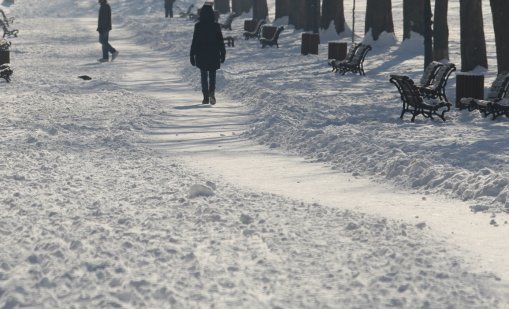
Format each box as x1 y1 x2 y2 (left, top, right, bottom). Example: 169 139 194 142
165 0 174 9
190 11 226 71
97 2 112 33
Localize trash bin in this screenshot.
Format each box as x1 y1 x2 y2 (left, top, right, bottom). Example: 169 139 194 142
301 32 319 55
456 73 484 108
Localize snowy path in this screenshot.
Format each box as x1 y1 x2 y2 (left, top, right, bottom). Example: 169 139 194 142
1 12 509 307
106 17 509 285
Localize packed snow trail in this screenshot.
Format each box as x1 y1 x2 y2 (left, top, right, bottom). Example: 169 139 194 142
107 16 509 283
0 11 508 309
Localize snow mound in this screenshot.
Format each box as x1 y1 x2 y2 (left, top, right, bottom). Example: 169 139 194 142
188 184 215 198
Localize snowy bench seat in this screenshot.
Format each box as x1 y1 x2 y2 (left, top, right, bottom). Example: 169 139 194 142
329 43 360 73
390 74 451 122
223 36 234 47
336 43 371 76
417 63 456 103
259 26 284 48
458 73 509 119
0 63 13 82
0 19 17 38
243 19 265 40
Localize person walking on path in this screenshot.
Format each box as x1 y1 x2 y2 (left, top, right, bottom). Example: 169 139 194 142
165 0 175 18
190 5 226 105
97 0 119 63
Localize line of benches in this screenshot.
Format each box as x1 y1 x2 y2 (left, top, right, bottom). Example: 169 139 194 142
180 7 508 123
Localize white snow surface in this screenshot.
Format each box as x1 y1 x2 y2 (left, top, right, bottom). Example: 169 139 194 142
1 0 509 308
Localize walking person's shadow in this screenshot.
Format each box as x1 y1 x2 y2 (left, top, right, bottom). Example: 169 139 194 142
174 104 211 110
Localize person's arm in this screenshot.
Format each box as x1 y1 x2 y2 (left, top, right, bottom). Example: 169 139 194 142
217 25 226 63
190 24 198 66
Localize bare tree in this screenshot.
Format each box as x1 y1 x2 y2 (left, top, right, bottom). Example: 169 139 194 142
490 0 509 73
214 0 230 13
365 0 394 41
403 0 425 39
232 0 251 13
290 0 306 29
423 0 433 67
253 0 268 20
321 0 345 34
275 0 290 20
459 0 487 71
433 0 449 61
305 0 320 33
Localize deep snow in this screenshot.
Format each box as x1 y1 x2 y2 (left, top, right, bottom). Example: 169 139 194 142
1 0 509 308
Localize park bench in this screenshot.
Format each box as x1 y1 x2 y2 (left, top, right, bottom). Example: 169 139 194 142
458 73 509 118
418 63 456 103
417 61 443 88
0 19 17 38
220 12 238 31
179 4 195 18
0 9 14 27
390 74 451 122
490 99 509 120
243 19 265 40
0 64 12 82
223 36 235 47
0 38 12 82
337 43 371 76
328 43 360 72
259 26 284 48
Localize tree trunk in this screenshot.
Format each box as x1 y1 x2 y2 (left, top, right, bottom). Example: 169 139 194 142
403 0 425 39
232 0 251 13
214 0 230 13
460 0 488 72
433 0 449 61
290 0 306 29
305 0 320 33
275 0 290 19
321 0 345 34
253 0 268 20
423 0 433 68
365 0 394 41
490 0 509 74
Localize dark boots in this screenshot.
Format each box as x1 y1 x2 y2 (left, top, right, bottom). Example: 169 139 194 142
209 87 216 105
202 90 209 104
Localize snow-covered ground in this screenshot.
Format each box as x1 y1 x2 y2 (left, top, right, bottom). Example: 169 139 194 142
1 0 509 308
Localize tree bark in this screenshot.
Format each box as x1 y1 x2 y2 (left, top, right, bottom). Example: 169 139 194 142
460 0 488 72
423 0 433 68
403 0 425 39
275 0 290 19
321 0 345 34
232 0 251 13
305 0 320 33
365 0 394 41
214 0 230 13
253 0 268 20
290 0 307 29
433 0 449 61
490 0 509 74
